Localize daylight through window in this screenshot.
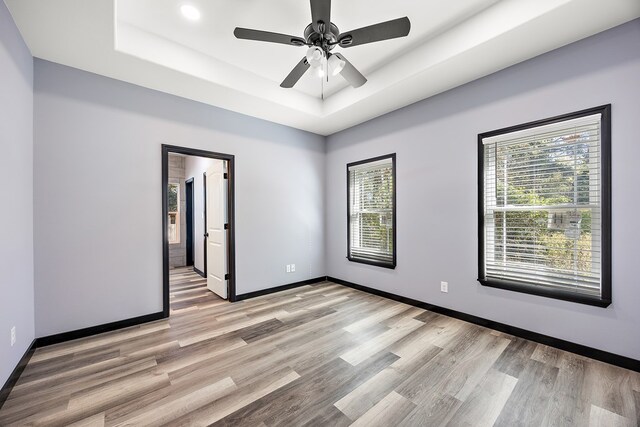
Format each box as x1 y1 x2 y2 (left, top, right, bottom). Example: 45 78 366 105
479 106 611 306
348 154 396 268
168 183 180 244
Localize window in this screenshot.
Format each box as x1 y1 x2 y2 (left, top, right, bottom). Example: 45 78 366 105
478 105 611 307
347 154 396 269
168 183 180 244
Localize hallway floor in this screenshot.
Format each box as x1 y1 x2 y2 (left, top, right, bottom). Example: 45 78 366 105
169 266 225 313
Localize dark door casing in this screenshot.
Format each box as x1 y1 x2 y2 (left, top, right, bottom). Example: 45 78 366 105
162 144 237 316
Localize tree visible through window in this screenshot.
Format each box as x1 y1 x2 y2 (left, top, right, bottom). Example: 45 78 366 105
168 183 180 244
348 154 396 269
479 106 611 306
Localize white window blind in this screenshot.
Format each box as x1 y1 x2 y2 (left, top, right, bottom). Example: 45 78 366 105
482 113 603 297
348 157 395 266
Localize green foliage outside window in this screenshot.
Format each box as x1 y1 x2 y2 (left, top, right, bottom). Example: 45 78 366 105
493 134 596 275
168 184 179 212
355 167 394 254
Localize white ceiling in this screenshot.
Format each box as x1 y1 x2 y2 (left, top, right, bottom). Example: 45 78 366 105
5 0 640 135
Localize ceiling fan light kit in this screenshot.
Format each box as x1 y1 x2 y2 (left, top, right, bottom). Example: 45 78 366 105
234 0 411 90
306 46 325 68
313 65 325 78
328 54 345 76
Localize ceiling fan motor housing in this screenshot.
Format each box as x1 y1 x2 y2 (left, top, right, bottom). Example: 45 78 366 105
304 22 340 52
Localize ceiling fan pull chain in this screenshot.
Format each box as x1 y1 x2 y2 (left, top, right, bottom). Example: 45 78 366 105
326 56 329 84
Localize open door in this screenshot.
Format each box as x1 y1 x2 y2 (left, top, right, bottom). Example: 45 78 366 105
205 161 228 299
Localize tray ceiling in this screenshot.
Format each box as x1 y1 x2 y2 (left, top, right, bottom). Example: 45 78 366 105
5 0 640 135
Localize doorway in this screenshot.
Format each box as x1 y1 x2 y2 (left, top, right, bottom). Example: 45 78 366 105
162 145 236 317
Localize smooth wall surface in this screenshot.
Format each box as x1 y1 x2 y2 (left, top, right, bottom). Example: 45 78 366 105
0 1 34 385
184 156 217 273
326 20 640 359
34 60 325 337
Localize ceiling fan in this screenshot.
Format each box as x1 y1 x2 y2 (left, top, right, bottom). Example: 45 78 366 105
234 0 411 89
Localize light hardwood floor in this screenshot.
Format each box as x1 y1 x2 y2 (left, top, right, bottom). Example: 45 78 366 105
1 267 638 426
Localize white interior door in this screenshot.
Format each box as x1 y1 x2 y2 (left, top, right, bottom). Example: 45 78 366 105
206 161 228 299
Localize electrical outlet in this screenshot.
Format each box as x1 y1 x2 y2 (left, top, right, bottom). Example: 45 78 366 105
440 281 448 293
10 326 16 347
291 264 296 272
286 264 291 273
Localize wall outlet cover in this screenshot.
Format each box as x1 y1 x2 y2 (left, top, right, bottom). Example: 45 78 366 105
440 281 448 293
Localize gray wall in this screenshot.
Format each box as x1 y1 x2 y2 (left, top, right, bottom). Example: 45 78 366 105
33 60 325 337
184 156 217 273
11 11 639 365
0 1 34 386
326 19 640 360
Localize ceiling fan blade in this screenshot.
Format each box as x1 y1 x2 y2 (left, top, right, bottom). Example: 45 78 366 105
280 57 311 88
234 27 306 47
310 0 331 34
338 17 410 48
334 53 367 88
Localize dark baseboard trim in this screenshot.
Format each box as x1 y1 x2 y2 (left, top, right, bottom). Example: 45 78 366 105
193 267 205 278
0 339 36 410
4 275 636 412
327 276 640 373
235 276 327 301
1 312 165 408
35 311 166 347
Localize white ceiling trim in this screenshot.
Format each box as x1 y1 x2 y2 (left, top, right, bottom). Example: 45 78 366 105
5 0 639 136
116 22 322 116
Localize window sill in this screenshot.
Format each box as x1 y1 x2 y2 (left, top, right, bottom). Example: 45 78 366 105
348 256 396 270
478 278 611 308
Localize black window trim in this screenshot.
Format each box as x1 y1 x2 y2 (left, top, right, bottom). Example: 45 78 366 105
347 153 397 269
477 105 612 308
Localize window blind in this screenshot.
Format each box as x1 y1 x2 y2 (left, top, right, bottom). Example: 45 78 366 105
482 113 603 297
348 157 395 266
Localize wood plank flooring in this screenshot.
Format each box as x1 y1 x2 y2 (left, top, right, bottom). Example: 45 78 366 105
1 267 638 426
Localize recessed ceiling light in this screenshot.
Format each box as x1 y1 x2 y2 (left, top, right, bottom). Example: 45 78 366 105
180 4 201 21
